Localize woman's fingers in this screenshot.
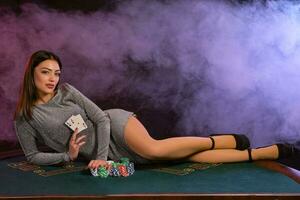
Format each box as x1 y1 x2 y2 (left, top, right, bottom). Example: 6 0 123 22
88 160 95 169
88 160 107 169
70 129 86 147
77 141 86 148
68 129 86 161
70 128 79 143
73 135 86 150
75 135 86 144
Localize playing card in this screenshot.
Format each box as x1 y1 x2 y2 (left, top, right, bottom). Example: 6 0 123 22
73 114 88 133
65 114 87 133
65 115 77 130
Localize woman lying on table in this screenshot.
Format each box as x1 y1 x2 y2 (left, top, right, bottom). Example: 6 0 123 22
14 50 298 170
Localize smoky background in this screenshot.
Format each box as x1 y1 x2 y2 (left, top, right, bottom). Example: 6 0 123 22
1 0 300 148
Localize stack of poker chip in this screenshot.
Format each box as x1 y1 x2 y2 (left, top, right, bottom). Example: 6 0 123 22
90 157 135 178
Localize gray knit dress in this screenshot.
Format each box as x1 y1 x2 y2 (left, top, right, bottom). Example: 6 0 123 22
14 83 150 165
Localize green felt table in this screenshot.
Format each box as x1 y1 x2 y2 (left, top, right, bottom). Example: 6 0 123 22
0 155 299 197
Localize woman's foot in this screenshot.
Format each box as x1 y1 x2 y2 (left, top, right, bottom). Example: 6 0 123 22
247 145 277 161
276 144 298 159
209 134 250 150
248 143 298 161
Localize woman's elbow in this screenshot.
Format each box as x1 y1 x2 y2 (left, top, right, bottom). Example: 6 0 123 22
96 114 110 124
26 153 47 165
26 154 38 165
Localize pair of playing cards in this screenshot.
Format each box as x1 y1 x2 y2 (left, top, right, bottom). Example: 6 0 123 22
65 114 87 133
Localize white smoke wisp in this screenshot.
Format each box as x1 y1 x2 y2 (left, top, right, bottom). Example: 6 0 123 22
0 1 300 147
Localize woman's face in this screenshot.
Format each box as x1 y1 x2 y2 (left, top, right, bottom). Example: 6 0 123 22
34 59 61 97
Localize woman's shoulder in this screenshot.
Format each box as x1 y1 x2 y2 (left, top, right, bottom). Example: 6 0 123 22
58 82 83 97
14 115 24 123
59 82 72 90
14 114 29 127
59 82 77 93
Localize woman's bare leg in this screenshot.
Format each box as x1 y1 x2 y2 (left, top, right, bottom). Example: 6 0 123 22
187 145 279 163
124 116 239 160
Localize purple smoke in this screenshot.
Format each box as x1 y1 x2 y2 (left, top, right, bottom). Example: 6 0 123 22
1 0 300 148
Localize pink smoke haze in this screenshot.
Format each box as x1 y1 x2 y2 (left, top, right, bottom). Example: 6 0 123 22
1 1 300 147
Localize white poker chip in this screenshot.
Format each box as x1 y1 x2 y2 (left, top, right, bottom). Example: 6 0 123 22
90 168 98 177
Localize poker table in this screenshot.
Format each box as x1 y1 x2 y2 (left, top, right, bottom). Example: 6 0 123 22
0 152 300 199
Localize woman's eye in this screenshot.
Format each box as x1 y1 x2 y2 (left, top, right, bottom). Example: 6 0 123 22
41 71 49 74
55 73 61 77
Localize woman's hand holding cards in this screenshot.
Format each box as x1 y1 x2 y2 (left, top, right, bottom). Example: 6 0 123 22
68 128 86 161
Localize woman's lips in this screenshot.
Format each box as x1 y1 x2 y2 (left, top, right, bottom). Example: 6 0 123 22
46 84 55 89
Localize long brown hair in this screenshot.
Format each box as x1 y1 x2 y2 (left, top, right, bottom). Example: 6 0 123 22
14 50 62 120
